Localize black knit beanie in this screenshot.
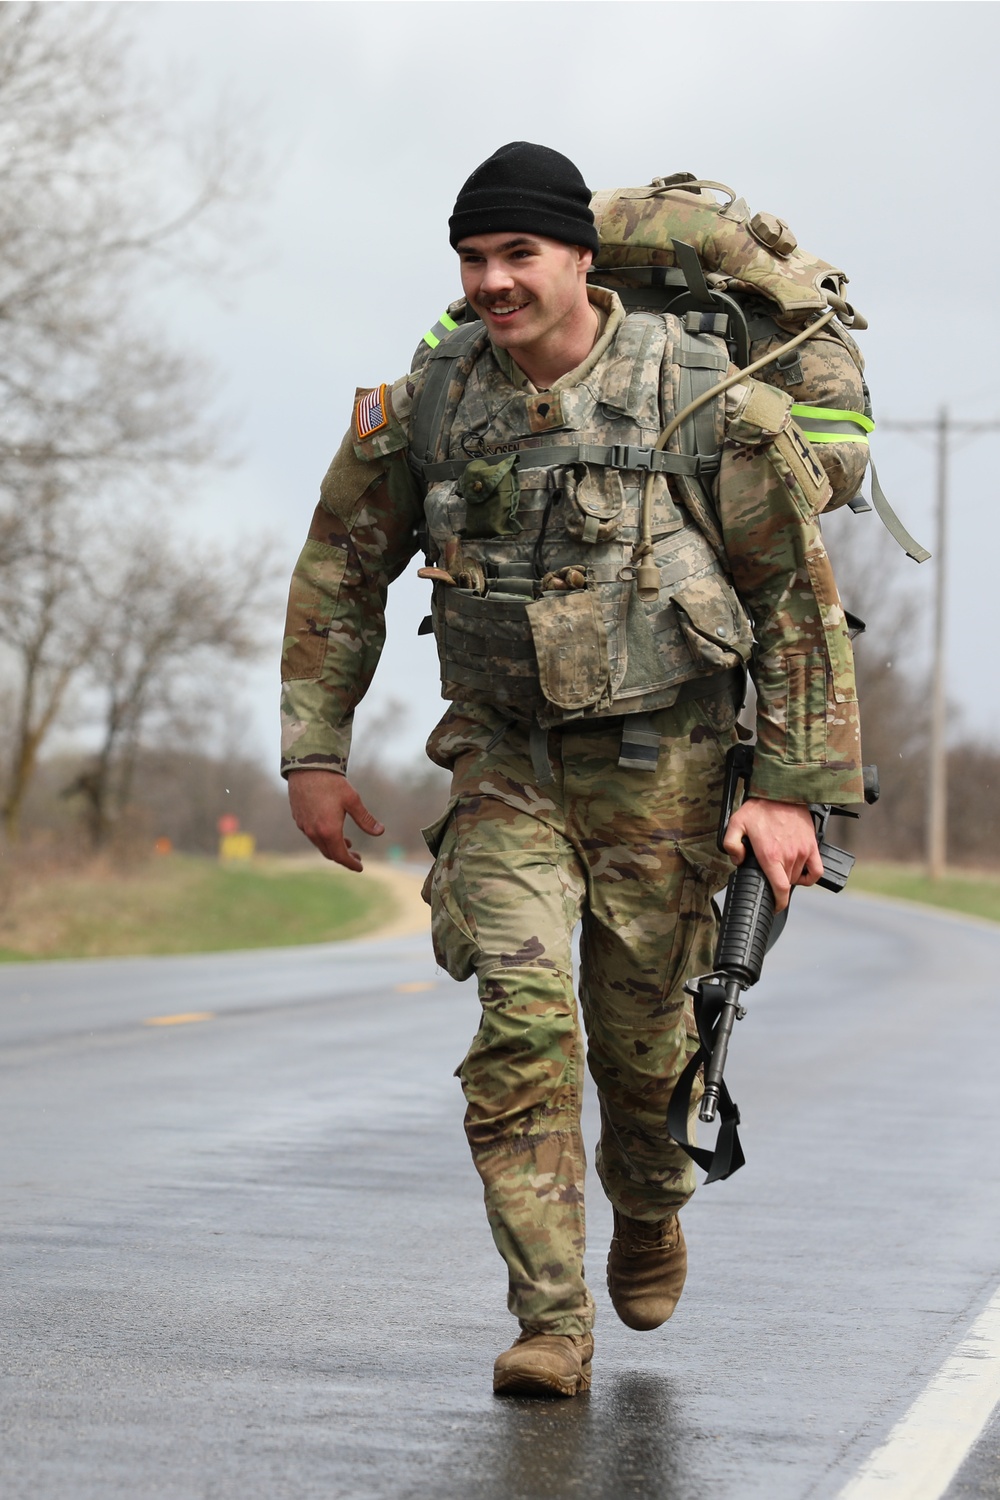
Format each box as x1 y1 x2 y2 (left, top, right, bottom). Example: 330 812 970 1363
449 141 599 255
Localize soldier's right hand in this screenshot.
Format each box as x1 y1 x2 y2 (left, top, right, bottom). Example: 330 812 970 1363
286 769 384 872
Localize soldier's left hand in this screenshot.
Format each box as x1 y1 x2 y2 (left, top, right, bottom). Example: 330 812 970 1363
722 797 823 912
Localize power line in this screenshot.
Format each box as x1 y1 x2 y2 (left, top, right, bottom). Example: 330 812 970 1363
880 410 1000 879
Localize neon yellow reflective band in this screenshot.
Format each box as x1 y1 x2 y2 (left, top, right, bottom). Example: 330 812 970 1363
422 310 460 350
791 405 875 430
791 404 875 445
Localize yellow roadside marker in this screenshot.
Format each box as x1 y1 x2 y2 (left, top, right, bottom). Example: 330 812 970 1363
144 1012 215 1027
395 982 434 993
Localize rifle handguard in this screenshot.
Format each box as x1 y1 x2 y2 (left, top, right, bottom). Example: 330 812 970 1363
714 846 775 987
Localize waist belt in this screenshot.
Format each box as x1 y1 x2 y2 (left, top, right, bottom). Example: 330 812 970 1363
554 666 743 733
526 667 744 785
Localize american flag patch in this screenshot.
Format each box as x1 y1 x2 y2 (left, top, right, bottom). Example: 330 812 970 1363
354 383 389 440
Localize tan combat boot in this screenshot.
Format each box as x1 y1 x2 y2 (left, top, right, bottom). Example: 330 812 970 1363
606 1210 687 1331
492 1330 594 1398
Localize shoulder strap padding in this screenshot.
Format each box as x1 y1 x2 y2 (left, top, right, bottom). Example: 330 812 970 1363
666 320 729 560
409 321 488 477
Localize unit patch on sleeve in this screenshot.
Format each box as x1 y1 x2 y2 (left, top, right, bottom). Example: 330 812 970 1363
354 384 390 441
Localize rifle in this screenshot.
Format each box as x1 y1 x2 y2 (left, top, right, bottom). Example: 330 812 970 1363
665 742 878 1182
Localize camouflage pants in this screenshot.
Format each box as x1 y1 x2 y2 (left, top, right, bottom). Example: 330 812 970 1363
424 699 735 1337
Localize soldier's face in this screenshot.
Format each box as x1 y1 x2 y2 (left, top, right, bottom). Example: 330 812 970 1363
456 232 592 356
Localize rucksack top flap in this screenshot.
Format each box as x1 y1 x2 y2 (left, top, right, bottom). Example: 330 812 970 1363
591 181 847 317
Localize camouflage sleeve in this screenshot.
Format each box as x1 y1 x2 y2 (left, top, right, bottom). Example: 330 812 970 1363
718 378 864 807
280 377 423 777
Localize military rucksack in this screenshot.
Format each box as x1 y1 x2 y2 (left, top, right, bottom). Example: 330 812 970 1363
415 172 927 564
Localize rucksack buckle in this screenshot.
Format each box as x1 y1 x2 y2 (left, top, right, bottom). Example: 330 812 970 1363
608 444 658 472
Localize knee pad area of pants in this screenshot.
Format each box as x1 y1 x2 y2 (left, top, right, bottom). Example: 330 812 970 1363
459 965 579 1128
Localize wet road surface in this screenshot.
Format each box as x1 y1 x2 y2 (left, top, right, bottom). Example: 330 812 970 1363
2 892 1000 1499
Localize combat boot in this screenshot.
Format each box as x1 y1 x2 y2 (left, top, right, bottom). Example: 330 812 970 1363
493 1330 594 1398
606 1210 686 1331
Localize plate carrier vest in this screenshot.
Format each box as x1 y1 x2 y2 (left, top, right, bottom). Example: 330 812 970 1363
407 309 752 759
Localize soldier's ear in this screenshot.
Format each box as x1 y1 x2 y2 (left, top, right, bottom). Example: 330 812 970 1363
576 245 594 273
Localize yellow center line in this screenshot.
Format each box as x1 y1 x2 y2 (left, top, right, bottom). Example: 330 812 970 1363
395 982 435 993
144 1012 215 1027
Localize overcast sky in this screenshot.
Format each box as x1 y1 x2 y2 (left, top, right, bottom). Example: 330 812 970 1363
123 0 999 773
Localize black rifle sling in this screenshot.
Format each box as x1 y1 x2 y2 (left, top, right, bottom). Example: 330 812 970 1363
666 979 746 1183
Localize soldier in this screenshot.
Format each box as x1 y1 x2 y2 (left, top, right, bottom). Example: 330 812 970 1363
282 142 863 1399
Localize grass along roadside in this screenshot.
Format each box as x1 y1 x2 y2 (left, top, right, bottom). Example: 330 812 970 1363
850 861 1000 925
10 848 994 962
0 852 412 961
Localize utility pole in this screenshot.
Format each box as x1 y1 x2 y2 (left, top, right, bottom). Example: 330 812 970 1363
880 410 1000 880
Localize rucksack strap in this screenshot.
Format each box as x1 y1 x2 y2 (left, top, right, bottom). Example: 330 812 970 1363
658 324 730 561
409 320 486 478
868 457 931 563
675 329 727 467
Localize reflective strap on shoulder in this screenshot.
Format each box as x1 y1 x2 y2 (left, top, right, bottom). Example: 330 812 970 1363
421 310 459 350
791 404 875 445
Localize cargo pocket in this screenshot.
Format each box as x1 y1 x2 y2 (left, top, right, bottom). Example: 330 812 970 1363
420 800 479 982
784 651 828 764
661 833 731 1016
671 574 754 672
526 588 611 711
421 795 456 913
563 462 625 544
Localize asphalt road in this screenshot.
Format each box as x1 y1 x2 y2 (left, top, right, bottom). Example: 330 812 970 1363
3 891 1000 1499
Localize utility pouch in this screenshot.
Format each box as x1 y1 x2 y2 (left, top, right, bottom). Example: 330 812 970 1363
423 480 468 555
460 454 521 538
562 462 625 544
671 575 754 672
526 588 610 711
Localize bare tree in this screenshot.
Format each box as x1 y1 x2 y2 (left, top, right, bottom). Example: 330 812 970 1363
0 2 267 835
0 479 106 838
0 3 258 507
62 530 278 847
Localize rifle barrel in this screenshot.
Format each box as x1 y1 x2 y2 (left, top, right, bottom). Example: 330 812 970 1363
698 977 743 1123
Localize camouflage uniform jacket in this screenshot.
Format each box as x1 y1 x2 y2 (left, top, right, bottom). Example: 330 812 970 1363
281 289 863 807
